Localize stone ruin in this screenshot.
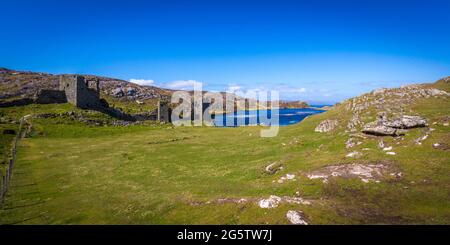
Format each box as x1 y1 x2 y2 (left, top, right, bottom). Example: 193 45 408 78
157 100 171 123
59 75 108 109
58 76 212 123
0 75 105 110
59 75 105 109
1 74 213 124
156 100 212 123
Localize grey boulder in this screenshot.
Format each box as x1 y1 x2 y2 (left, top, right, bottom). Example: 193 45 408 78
362 115 426 136
383 115 427 129
362 124 402 136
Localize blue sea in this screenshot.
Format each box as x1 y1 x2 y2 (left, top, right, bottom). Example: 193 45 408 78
213 107 326 127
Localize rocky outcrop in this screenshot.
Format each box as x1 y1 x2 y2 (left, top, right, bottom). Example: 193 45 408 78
315 119 338 133
258 195 282 208
383 115 427 129
341 83 448 134
258 195 311 208
112 87 125 98
362 114 427 136
362 123 402 136
307 162 401 183
346 113 362 132
286 210 308 225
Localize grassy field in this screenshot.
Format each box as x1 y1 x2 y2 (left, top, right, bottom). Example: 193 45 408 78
0 83 449 224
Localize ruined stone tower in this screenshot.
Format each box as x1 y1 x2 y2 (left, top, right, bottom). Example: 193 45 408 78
59 75 103 109
157 100 171 122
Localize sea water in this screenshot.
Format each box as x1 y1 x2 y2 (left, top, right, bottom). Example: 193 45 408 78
213 108 326 127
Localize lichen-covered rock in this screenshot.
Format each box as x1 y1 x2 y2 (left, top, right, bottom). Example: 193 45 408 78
258 195 310 208
264 162 283 174
286 210 308 225
362 123 401 136
306 162 400 183
383 115 427 129
315 119 338 133
362 115 426 136
258 195 282 208
346 114 362 132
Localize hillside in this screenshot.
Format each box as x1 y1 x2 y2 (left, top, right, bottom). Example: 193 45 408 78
0 67 177 115
0 67 171 101
0 68 278 114
0 75 449 224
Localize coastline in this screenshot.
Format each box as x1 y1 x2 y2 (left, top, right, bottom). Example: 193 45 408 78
211 106 330 115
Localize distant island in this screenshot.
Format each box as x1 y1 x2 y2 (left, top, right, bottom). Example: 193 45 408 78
273 100 309 109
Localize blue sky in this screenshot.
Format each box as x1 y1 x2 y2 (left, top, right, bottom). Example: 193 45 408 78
1 0 450 103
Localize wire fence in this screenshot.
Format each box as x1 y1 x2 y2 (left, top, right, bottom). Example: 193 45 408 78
0 116 28 203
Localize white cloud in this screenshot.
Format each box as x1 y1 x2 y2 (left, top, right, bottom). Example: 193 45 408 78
130 78 155 86
227 85 242 93
290 87 307 93
165 80 203 90
275 86 307 93
129 78 307 100
226 86 273 100
224 84 307 100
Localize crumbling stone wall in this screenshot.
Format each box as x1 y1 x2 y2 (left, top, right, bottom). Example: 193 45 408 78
34 90 67 104
158 100 171 122
59 75 81 105
191 102 212 121
0 90 67 107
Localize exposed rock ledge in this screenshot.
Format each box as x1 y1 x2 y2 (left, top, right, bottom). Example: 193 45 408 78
258 195 311 208
306 162 401 183
362 114 427 136
315 119 338 133
286 210 308 225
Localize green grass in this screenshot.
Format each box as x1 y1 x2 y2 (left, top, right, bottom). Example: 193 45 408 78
0 84 449 224
100 94 159 114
